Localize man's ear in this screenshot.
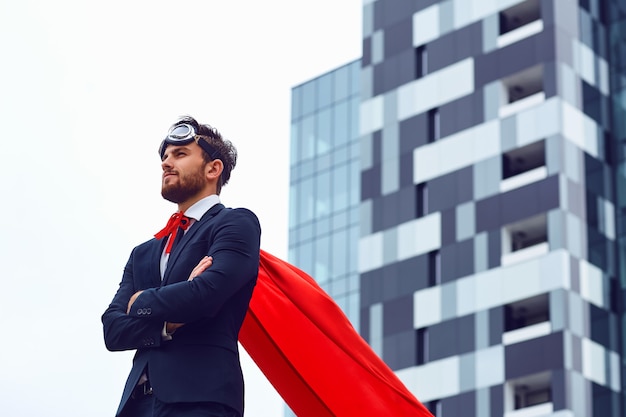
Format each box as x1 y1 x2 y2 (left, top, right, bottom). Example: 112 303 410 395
205 159 224 181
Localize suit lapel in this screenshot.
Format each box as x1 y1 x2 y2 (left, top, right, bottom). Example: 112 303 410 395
149 238 166 287
161 203 224 285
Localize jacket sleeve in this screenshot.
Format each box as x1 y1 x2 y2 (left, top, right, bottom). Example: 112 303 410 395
101 248 164 352
128 208 261 323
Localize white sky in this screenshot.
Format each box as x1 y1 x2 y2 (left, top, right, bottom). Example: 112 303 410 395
0 1 361 416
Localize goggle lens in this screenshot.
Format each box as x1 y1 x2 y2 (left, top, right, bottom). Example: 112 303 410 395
159 122 219 162
168 124 194 141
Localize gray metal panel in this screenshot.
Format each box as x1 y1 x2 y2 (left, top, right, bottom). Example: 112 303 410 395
383 18 412 59
383 294 414 336
505 332 564 379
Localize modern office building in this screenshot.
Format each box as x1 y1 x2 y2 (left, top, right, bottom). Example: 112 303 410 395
290 1 626 416
289 60 362 327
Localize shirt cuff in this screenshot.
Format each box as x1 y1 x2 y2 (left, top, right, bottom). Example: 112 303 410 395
161 322 173 341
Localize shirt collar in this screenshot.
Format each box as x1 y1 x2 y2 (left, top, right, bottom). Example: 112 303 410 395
184 195 220 221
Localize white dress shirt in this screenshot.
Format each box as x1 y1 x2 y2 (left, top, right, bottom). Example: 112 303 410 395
158 194 220 341
159 194 220 278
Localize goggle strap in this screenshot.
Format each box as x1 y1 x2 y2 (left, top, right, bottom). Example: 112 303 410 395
196 139 220 161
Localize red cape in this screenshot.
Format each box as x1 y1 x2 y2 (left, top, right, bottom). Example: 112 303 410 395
239 250 433 416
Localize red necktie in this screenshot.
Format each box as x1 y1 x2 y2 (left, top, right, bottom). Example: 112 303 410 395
154 212 190 254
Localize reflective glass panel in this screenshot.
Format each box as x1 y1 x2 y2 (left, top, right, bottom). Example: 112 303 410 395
334 65 350 102
333 100 350 147
332 229 349 278
291 86 302 120
290 122 300 164
333 163 349 211
315 235 331 283
315 170 331 217
299 176 314 223
301 81 316 116
301 115 316 160
318 73 333 109
316 107 332 155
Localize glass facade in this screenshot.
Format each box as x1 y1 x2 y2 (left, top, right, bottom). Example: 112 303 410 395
289 60 361 327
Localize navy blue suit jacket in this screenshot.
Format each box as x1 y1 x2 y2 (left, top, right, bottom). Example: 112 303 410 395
102 204 261 416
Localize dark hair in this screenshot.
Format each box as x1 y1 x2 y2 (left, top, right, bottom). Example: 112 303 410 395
170 115 237 194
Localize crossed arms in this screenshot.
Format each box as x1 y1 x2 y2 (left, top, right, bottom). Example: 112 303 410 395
102 208 261 352
126 256 213 333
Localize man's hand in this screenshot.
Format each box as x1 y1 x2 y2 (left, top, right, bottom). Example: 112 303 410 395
127 290 144 314
166 322 185 334
188 256 213 281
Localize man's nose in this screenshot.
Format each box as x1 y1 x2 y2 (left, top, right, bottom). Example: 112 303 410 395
161 155 172 170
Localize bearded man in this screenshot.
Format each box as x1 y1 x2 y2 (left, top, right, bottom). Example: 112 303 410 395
102 116 261 417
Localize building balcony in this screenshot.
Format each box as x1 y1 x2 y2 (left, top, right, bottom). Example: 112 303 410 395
503 321 551 345
504 402 553 417
502 242 549 266
498 19 544 49
499 91 545 118
500 166 548 193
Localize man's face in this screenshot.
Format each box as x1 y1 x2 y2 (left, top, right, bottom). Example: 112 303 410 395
160 142 208 204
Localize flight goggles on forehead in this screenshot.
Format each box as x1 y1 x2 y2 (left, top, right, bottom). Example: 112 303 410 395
158 123 220 160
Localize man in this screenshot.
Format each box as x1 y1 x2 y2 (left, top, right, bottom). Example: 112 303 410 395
102 116 261 417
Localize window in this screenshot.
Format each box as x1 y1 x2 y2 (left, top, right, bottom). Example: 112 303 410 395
507 215 547 252
504 294 549 332
502 65 543 105
498 0 543 48
502 140 545 179
505 372 552 415
501 214 548 265
500 0 541 35
499 65 544 118
516 383 551 409
427 400 442 416
428 250 441 286
427 108 440 142
416 182 429 217
415 45 428 79
500 140 547 192
416 328 429 365
316 107 332 155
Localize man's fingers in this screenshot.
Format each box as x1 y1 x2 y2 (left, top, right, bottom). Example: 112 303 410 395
126 290 144 314
188 256 213 281
166 322 185 334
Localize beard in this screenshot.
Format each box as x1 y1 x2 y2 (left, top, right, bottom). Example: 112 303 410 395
161 164 207 204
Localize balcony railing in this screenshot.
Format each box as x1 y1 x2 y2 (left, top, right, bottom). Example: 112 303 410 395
501 241 549 266
499 91 545 118
503 321 551 345
500 166 548 192
504 402 553 417
498 19 544 49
